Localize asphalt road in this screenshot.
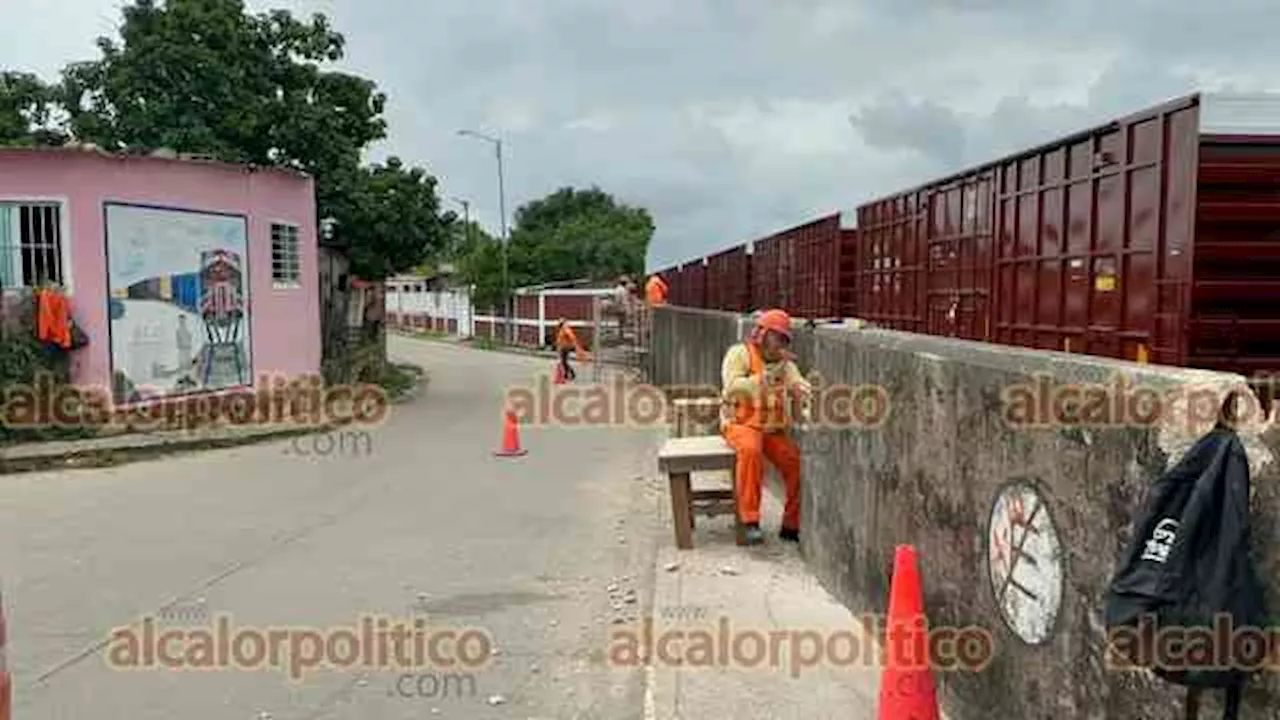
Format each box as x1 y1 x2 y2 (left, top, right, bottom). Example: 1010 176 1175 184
0 336 667 719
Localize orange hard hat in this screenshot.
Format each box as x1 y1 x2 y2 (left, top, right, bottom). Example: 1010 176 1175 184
756 309 792 338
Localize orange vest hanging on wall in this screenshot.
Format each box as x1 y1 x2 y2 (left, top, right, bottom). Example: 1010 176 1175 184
35 288 72 349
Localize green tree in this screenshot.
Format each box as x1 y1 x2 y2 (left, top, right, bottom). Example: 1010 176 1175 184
55 0 448 279
332 157 456 280
454 225 505 310
507 186 654 288
0 72 67 146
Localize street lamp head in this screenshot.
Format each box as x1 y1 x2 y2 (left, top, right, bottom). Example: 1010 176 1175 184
458 128 499 145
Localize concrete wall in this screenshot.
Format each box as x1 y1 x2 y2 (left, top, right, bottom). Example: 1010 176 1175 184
652 305 1280 718
385 287 474 337
0 147 320 392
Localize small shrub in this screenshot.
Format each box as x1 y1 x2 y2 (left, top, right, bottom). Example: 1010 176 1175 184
0 334 98 444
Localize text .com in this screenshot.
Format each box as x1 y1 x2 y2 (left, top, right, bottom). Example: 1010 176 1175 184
286 430 374 458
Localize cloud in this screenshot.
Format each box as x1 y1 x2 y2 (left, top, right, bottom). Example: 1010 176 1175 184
3 0 1280 270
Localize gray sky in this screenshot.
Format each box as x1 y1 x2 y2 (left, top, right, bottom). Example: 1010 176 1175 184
5 0 1279 270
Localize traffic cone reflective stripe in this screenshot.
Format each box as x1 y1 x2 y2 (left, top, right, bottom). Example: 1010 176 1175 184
494 410 527 457
877 544 939 720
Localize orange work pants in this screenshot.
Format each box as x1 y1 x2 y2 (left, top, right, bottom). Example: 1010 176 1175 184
722 423 801 530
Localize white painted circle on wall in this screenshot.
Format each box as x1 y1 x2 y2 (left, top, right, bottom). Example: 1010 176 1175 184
987 481 1063 645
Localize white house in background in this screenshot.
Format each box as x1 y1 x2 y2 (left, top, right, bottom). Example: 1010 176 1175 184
385 268 474 337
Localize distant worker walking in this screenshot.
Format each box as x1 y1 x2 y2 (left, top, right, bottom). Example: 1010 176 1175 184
555 318 586 382
645 273 669 307
720 309 811 545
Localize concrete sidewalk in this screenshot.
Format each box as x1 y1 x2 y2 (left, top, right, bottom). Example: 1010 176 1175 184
644 468 882 720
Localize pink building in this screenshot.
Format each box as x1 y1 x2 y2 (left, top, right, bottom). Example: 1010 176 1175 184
0 146 319 403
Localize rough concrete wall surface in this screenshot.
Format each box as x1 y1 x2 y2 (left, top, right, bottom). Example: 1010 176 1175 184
653 305 1280 719
650 305 746 391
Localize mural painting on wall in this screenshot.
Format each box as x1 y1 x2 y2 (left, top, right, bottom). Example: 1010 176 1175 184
105 203 253 403
987 479 1064 646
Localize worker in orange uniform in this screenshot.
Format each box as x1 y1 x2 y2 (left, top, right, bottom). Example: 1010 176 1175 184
721 309 811 545
645 273 668 306
554 318 586 382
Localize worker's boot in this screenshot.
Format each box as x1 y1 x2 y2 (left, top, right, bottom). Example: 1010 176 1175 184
741 523 764 546
779 527 800 543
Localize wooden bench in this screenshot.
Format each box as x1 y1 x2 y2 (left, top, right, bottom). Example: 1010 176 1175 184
657 435 740 550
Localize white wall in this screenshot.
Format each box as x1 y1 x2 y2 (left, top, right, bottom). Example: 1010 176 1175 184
385 286 475 337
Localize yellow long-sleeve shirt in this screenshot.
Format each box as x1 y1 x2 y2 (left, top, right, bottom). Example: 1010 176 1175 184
720 342 812 433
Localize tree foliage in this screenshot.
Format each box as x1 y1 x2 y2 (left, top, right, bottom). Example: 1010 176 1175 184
508 186 653 287
455 186 654 309
59 0 385 169
0 72 67 146
4 0 450 279
330 157 455 280
453 222 504 309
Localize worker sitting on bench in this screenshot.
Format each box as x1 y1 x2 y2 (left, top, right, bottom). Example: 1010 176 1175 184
720 308 811 545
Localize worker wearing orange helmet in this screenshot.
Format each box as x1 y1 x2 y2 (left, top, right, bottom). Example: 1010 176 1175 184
721 308 812 545
645 273 669 307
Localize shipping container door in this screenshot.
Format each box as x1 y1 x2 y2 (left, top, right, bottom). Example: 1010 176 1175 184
1082 129 1125 359
958 175 994 340
925 189 956 337
857 196 924 331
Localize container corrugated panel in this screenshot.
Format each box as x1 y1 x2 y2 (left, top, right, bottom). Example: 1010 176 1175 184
933 172 995 342
665 265 684 306
855 191 928 333
990 95 1196 363
791 214 844 319
838 227 859 318
681 260 707 309
1188 96 1280 376
706 245 751 311
854 91 1280 377
750 235 780 311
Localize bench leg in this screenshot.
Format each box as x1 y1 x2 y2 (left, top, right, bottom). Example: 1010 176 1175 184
669 471 694 550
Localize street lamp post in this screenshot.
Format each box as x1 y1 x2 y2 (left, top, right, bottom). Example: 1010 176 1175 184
448 196 472 257
457 129 511 343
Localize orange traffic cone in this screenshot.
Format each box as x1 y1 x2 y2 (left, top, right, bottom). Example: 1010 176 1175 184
877 544 939 720
494 409 528 457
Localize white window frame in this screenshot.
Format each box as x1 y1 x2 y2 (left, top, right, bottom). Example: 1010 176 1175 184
269 220 302 289
0 196 73 295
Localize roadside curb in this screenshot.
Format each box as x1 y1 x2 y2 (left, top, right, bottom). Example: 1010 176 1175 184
0 423 342 476
390 363 428 405
0 364 432 476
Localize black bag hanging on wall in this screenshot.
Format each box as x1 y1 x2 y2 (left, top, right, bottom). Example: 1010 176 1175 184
1103 424 1265 719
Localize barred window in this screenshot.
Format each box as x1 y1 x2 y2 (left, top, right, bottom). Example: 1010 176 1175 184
0 202 65 289
271 223 300 286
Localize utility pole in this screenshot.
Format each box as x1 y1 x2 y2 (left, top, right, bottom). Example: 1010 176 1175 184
457 129 512 344
449 196 471 257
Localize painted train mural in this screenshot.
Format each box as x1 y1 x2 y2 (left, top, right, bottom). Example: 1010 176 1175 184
111 249 250 399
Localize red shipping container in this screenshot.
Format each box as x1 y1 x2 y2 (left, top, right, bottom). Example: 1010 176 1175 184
664 265 684 305
706 245 751 312
750 232 794 313
681 260 707 308
788 214 851 319
838 226 860 318
856 92 1280 377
